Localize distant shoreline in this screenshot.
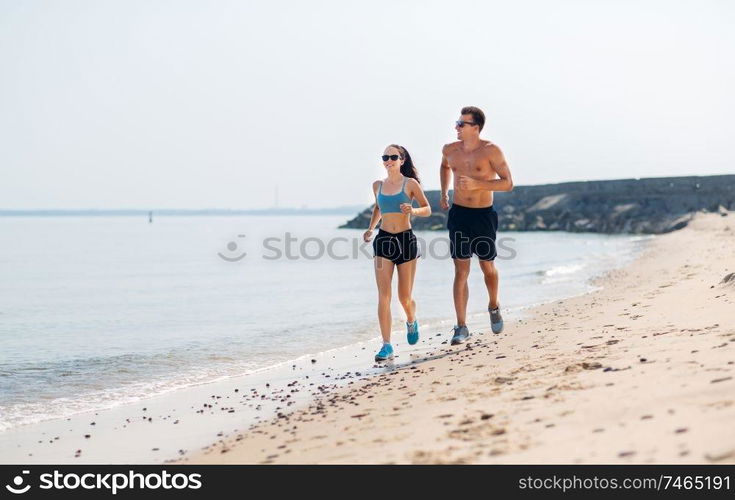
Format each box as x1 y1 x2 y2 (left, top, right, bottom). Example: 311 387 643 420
0 208 363 217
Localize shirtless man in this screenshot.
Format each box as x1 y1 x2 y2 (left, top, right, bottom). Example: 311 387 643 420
440 106 514 345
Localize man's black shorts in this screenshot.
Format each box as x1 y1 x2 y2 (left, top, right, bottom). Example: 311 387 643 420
373 228 419 265
447 204 498 261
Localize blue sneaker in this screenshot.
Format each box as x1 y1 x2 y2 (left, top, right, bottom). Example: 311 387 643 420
375 343 394 361
406 320 419 345
451 325 470 345
490 307 504 334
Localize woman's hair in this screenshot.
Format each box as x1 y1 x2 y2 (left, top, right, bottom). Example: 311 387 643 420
389 144 420 184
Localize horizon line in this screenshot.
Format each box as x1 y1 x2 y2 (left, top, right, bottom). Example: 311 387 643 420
2 173 734 213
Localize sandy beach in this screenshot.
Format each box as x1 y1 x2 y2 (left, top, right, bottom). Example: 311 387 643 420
179 213 735 464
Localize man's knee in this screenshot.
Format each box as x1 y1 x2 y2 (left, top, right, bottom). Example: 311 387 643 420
480 260 497 275
454 265 470 280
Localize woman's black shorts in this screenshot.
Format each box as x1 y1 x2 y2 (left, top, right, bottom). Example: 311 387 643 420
447 204 499 261
373 228 419 265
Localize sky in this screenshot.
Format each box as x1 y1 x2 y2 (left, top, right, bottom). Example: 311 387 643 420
1 0 733 209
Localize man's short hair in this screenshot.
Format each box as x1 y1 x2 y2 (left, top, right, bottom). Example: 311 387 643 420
461 106 485 131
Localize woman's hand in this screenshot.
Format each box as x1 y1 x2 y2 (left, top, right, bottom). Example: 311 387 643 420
400 203 414 215
363 229 374 242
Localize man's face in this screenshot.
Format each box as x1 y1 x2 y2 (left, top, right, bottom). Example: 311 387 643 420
455 114 479 140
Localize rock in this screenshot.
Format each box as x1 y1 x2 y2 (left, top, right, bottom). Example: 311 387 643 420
339 175 735 234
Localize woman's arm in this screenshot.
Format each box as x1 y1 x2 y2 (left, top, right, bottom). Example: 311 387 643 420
363 181 382 241
367 203 381 230
401 179 432 217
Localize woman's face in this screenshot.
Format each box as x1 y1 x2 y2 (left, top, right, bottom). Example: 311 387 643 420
382 146 404 173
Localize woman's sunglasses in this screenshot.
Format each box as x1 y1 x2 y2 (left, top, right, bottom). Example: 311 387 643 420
381 155 402 161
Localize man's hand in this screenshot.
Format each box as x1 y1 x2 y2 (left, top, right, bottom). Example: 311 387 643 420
440 193 450 211
457 175 480 191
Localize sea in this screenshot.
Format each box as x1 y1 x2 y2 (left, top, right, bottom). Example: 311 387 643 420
0 214 650 432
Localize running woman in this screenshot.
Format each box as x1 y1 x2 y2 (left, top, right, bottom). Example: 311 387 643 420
363 144 431 361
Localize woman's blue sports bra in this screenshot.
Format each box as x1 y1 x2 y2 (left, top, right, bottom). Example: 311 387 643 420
377 177 411 214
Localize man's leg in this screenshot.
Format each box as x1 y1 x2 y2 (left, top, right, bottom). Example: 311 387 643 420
473 206 502 333
453 258 471 326
478 259 499 309
479 258 504 333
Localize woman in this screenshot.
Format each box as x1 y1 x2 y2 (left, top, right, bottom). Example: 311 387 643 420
363 144 431 361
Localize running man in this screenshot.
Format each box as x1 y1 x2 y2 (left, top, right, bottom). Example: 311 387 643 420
440 106 514 344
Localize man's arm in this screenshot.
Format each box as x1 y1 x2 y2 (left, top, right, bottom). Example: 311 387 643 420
457 145 513 192
439 144 452 209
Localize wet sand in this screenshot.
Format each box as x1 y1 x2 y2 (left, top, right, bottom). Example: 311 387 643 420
180 213 735 464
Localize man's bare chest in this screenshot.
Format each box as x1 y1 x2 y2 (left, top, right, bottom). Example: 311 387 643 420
447 150 493 176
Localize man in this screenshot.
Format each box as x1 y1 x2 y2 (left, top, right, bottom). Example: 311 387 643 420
440 106 514 345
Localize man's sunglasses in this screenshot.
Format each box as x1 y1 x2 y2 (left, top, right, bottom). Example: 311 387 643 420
455 120 477 128
381 155 402 161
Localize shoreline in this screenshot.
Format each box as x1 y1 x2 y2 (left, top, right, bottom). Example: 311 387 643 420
0 306 553 464
180 213 735 464
0 300 551 463
0 233 644 464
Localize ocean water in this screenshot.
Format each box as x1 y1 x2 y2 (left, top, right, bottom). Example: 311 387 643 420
0 215 649 431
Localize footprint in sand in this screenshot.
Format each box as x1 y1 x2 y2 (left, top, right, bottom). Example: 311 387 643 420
705 400 733 410
705 449 735 462
448 423 507 441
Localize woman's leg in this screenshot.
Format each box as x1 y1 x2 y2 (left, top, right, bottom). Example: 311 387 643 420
374 257 395 343
396 258 417 323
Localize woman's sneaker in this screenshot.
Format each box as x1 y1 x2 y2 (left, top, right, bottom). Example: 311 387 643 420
450 325 470 345
406 320 419 345
375 343 394 361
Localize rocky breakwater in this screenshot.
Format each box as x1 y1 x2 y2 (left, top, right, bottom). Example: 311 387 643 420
339 175 735 234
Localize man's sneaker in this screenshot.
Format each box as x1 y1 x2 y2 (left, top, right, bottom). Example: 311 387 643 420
450 325 470 345
375 343 394 361
490 306 504 334
406 320 419 345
